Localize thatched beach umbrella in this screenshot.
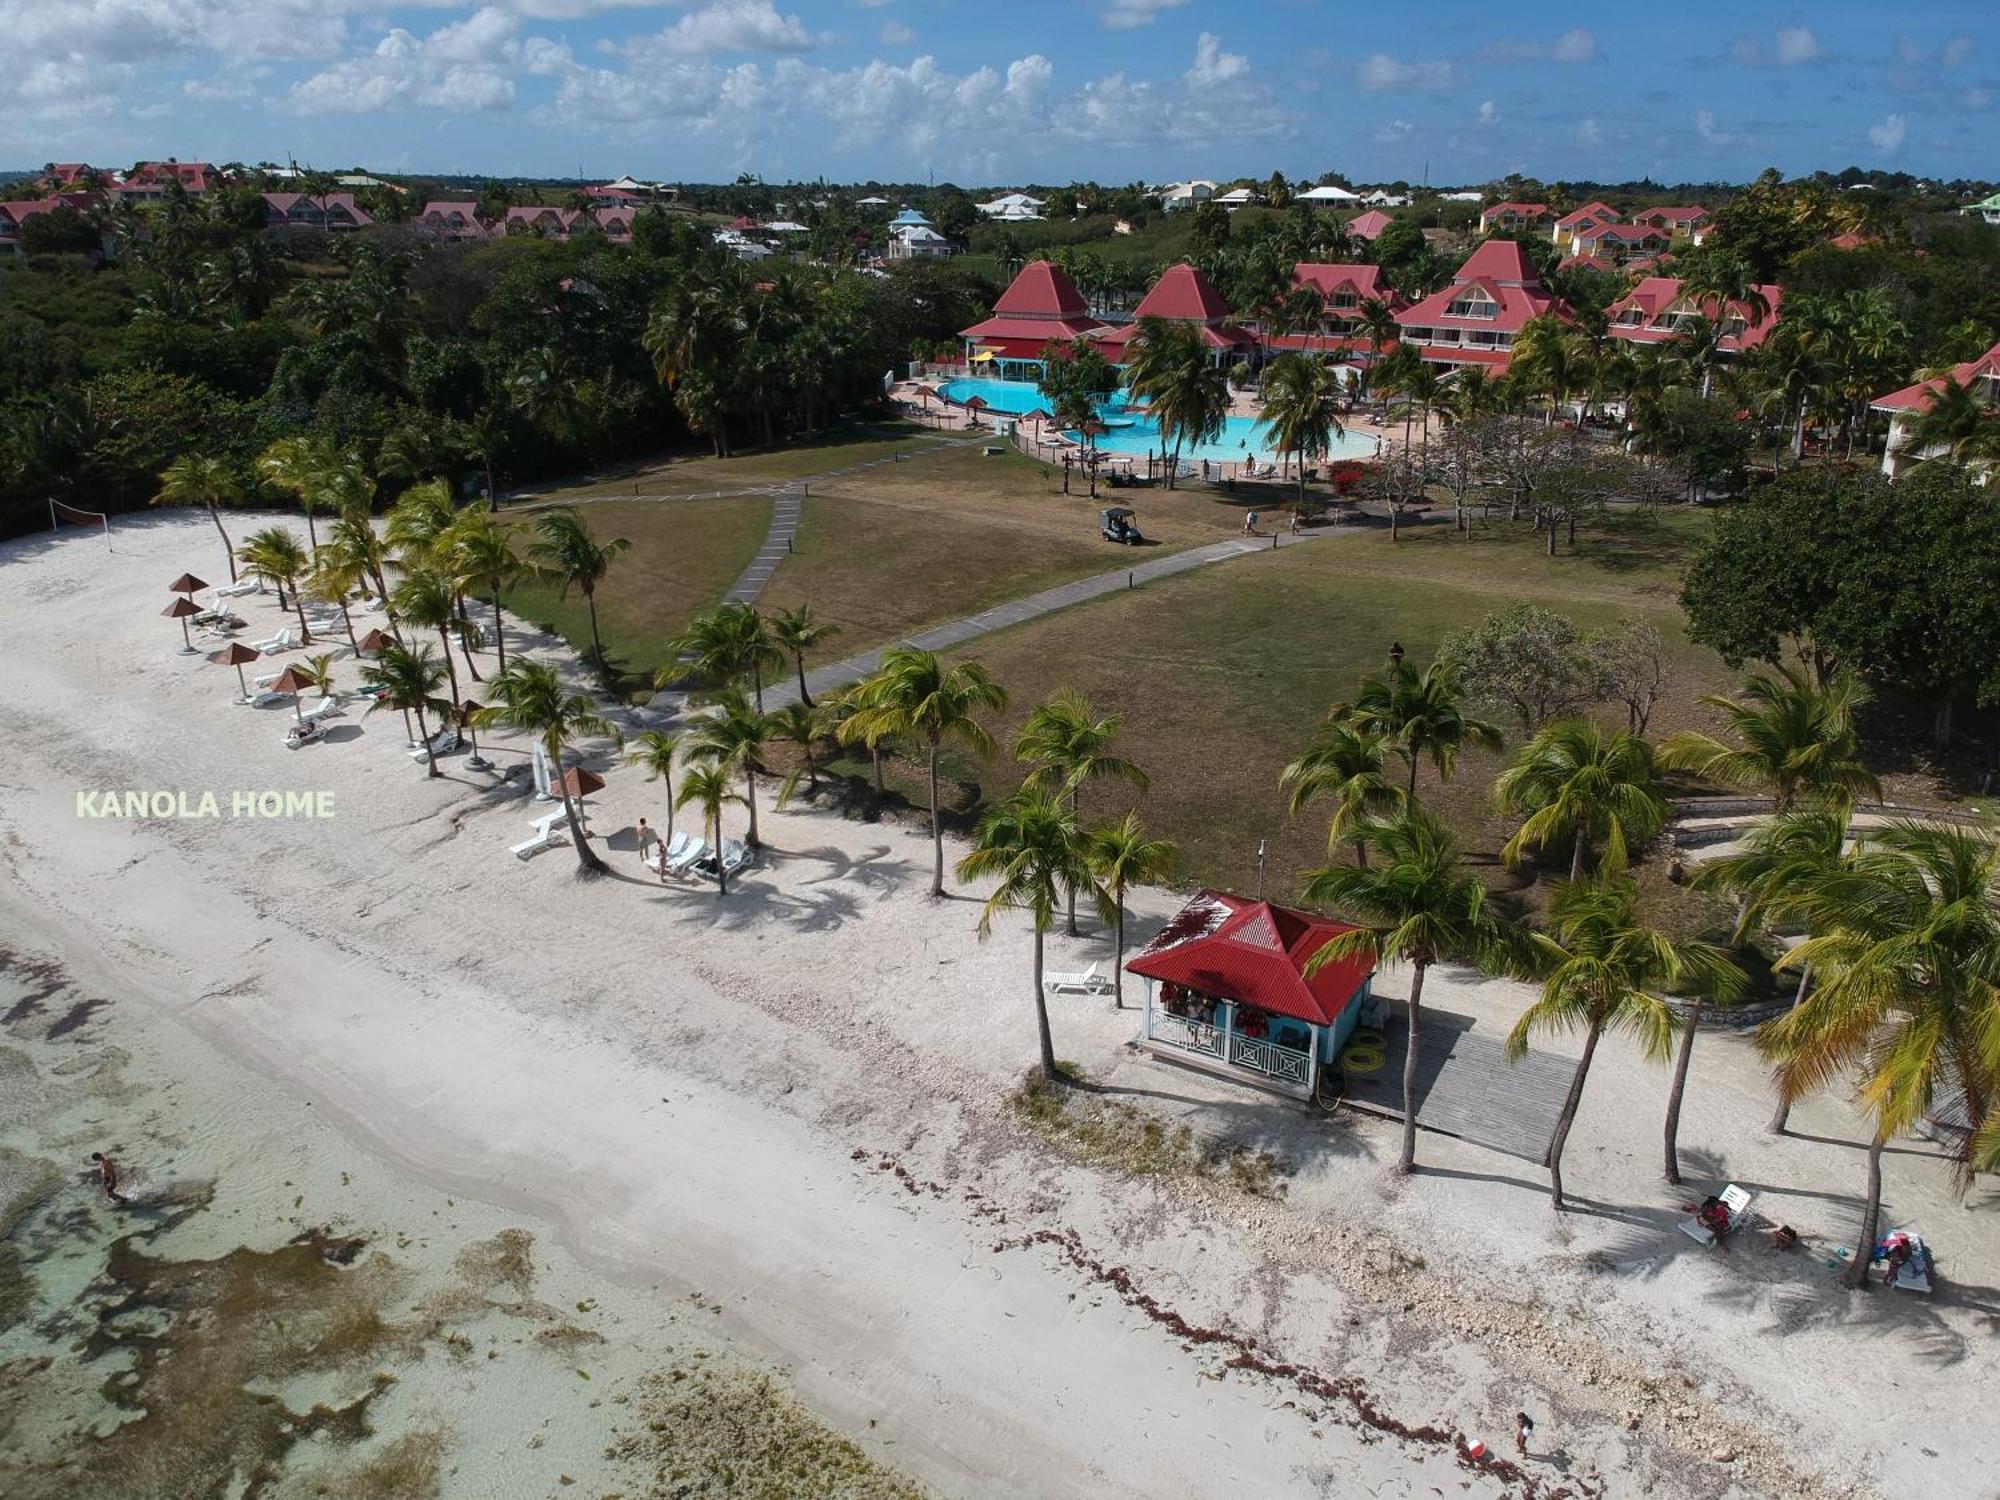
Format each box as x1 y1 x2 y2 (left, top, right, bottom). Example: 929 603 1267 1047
163 597 202 654
167 573 208 597
268 664 318 723
358 628 394 657
211 641 263 702
456 698 490 770
962 393 987 429
559 766 605 802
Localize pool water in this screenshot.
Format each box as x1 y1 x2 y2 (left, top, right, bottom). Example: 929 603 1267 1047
936 375 1133 418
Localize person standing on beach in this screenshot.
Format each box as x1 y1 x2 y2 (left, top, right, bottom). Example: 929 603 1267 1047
637 818 653 862
90 1152 128 1207
1515 1412 1535 1458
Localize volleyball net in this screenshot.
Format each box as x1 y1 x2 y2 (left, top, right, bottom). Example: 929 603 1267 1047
48 498 113 551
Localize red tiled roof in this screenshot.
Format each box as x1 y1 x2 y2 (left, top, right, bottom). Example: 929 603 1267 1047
960 315 1104 347
1605 276 1784 352
1347 209 1395 240
1396 242 1568 342
1125 890 1373 1029
1554 201 1617 230
1094 320 1254 352
1292 262 1399 306
993 259 1092 319
1558 253 1620 273
1828 231 1876 251
1573 223 1668 248
1632 205 1710 226
0 198 68 229
1133 262 1233 322
1871 341 2000 413
1481 201 1548 218
1456 238 1538 284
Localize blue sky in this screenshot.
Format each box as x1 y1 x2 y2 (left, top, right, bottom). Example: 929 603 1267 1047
7 1 1994 185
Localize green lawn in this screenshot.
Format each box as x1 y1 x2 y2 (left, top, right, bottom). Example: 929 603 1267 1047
524 424 951 502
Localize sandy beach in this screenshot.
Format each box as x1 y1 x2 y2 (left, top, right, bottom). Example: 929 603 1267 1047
3 512 1994 1499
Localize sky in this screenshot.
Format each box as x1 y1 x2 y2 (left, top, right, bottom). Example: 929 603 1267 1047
4 0 1994 186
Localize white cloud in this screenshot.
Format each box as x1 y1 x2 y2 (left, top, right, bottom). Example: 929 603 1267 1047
1356 53 1455 92
1476 98 1499 126
1867 112 1908 153
879 20 914 45
183 72 263 102
286 7 523 114
1185 32 1247 87
1965 86 1993 111
1484 28 1597 64
3 0 352 67
1942 36 1974 69
521 35 573 73
1694 108 1732 146
1373 119 1415 142
1774 26 1822 65
1101 0 1188 30
1576 117 1603 147
636 1 820 57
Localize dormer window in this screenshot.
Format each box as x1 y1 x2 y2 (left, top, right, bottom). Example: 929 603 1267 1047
1445 290 1498 320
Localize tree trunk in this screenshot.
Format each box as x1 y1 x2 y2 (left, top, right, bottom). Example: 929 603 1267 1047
713 809 728 896
209 503 238 582
293 588 313 645
492 593 507 671
1768 963 1811 1134
1847 1129 1886 1290
1570 829 1586 882
795 652 811 707
415 705 438 778
1032 923 1058 1081
1390 502 1400 543
561 776 606 875
585 589 603 666
1111 896 1126 1009
1405 752 1420 800
437 625 461 705
743 766 760 848
1663 1000 1703 1184
871 742 884 803
1397 960 1430 1174
340 601 358 653
1065 787 1082 937
1545 1017 1604 1210
927 738 944 897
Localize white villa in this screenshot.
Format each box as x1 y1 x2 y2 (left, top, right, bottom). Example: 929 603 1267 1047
888 223 951 260
1157 180 1218 212
1297 184 1362 205
1871 340 2000 480
977 192 1045 221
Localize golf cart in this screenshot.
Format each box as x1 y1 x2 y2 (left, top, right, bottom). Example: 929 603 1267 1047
1100 506 1145 545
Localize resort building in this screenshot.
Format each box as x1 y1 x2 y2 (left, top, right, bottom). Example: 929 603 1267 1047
957 260 1103 375
888 207 934 231
1363 190 1411 207
1550 201 1619 253
887 223 951 260
1089 262 1257 366
1632 205 1712 241
976 192 1046 221
412 201 636 244
1346 209 1395 242
1477 201 1551 235
1157 180 1219 212
1605 276 1784 354
1297 184 1362 204
1568 222 1670 265
260 192 373 232
112 161 216 202
1871 340 2000 479
1127 890 1377 1102
1267 263 1404 360
1213 186 1261 210
418 201 490 241
0 196 94 252
1393 239 1569 372
1960 191 2000 225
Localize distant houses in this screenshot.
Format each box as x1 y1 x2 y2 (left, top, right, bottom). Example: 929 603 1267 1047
976 191 1045 221
1606 276 1784 354
412 201 636 244
1477 201 1551 235
1394 239 1569 373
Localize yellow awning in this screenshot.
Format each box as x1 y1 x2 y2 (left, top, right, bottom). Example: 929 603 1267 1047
969 349 996 363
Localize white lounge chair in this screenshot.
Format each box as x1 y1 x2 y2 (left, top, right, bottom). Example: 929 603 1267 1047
718 839 755 876
511 825 566 860
1679 1184 1755 1246
247 628 298 654
651 830 691 873
1042 962 1114 996
238 688 286 708
299 696 342 725
283 721 323 750
409 725 460 762
213 579 262 598
666 837 708 876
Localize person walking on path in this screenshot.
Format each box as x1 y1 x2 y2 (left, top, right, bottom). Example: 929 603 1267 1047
90 1152 128 1207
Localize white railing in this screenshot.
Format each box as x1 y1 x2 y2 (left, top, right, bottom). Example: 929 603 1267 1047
1227 1034 1312 1086
1149 1013 1225 1060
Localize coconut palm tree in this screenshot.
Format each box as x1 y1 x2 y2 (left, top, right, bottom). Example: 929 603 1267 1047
1659 665 1879 815
661 602 784 708
1354 297 1401 397
1495 717 1668 882
1125 315 1228 488
392 567 469 706
477 659 621 876
770 700 834 805
306 552 364 652
238 526 314 641
1509 874 1742 1209
256 434 338 549
1085 812 1178 1010
363 643 451 778
676 763 748 895
683 687 772 847
526 508 630 669
624 729 683 844
956 790 1106 1079
1302 808 1519 1173
1693 808 1856 1134
1259 352 1345 506
1336 657 1504 799
324 511 394 627
1015 690 1149 936
1279 723 1405 865
152 454 247 581
769 604 841 707
1760 823 2000 1287
1514 316 1584 425
384 478 459 569
1907 375 2000 466
839 647 1007 898
447 511 526 673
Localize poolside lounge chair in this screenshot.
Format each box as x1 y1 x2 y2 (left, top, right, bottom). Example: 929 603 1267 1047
1679 1184 1755 1246
666 837 708 877
213 579 263 598
718 839 755 876
511 824 566 860
247 628 298 654
1043 962 1114 997
238 688 286 708
299 696 342 726
409 725 460 762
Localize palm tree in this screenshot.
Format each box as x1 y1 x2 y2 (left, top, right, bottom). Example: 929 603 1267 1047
385 479 459 571
664 602 785 708
306 552 364 653
238 526 314 641
448 511 526 674
624 729 683 844
955 790 1105 1080
1659 666 1879 815
1907 375 2000 466
364 644 451 778
1354 297 1401 397
152 454 247 581
1015 689 1149 936
477 659 621 876
1514 316 1584 425
1761 823 2000 1287
1693 808 1855 1134
324 511 394 626
1260 352 1345 506
392 567 469 706
1336 657 1504 798
676 763 748 895
256 434 337 549
1279 723 1405 865
1495 717 1668 882
839 647 1007 898
1509 875 1741 1209
1125 316 1228 488
769 604 841 707
770 700 831 805
1302 809 1518 1173
526 509 630 669
683 688 772 847
1085 812 1178 1010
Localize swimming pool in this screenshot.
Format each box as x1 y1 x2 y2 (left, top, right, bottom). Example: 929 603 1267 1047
936 375 1133 418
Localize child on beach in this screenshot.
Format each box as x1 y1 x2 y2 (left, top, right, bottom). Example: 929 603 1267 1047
90 1152 128 1207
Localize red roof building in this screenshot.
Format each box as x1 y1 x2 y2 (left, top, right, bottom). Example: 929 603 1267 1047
1091 262 1257 362
1394 239 1572 371
1477 201 1551 234
260 191 374 231
1606 276 1783 354
1871 340 2000 479
1262 263 1405 359
114 161 215 201
1551 200 1618 251
957 259 1104 362
0 197 89 251
1347 208 1395 242
1569 222 1670 263
1631 206 1712 239
1128 889 1377 1099
418 201 492 240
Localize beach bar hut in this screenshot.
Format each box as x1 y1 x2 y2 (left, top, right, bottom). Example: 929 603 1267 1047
1125 889 1376 1101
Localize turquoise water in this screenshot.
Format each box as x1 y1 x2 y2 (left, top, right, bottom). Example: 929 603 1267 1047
937 375 1378 465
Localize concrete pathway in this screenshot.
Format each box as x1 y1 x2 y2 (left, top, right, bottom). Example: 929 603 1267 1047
723 487 801 605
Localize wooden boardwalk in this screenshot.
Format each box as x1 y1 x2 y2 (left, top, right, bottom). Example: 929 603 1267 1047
1337 1003 1573 1163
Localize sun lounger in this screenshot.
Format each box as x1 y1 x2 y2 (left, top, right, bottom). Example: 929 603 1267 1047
299 696 342 725
283 721 323 749
1876 1232 1934 1292
1042 961 1114 996
511 825 566 860
213 579 262 598
718 839 755 876
1679 1183 1755 1246
238 688 285 708
409 725 460 762
667 837 708 876
247 628 298 653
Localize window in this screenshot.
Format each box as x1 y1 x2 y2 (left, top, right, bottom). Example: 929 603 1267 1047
1445 294 1498 320
1331 292 1356 309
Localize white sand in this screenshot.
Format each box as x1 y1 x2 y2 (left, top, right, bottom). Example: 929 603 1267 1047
2 513 1993 1499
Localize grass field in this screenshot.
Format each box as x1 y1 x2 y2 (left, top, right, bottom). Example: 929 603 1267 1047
522 424 951 503
832 507 1742 921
